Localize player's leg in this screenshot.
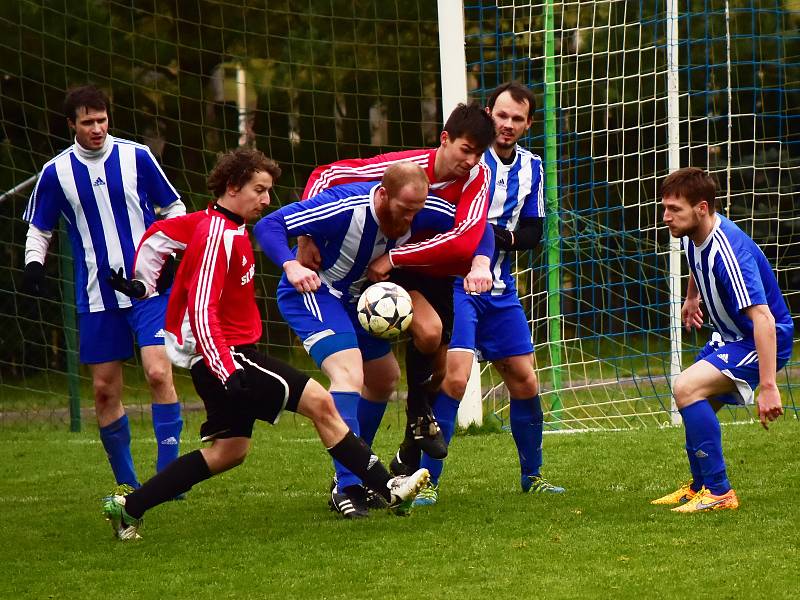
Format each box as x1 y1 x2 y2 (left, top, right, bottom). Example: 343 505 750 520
133 294 183 473
360 351 400 447
81 309 139 489
295 376 429 514
668 356 740 512
495 353 564 494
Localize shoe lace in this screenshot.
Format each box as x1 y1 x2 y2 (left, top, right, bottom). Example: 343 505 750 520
417 483 437 500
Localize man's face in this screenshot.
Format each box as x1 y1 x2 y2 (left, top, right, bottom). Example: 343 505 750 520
662 194 705 238
489 91 532 151
69 106 108 151
231 171 274 222
377 183 428 238
438 132 483 179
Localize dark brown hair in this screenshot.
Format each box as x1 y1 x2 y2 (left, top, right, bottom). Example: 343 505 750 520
63 85 109 122
207 148 281 198
443 101 495 152
487 81 536 118
661 167 717 212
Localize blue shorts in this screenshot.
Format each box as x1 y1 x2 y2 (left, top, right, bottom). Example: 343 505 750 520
696 334 792 405
276 279 390 366
449 287 534 362
78 294 168 364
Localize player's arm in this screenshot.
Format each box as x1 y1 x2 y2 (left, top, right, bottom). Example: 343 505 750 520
744 303 782 429
682 272 703 331
186 227 238 384
21 166 62 296
388 163 491 276
137 147 185 217
493 217 544 251
463 221 494 294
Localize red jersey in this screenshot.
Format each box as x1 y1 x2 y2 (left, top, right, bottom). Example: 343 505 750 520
133 205 261 384
302 148 491 277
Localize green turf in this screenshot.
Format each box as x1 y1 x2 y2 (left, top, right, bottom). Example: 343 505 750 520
1 413 798 599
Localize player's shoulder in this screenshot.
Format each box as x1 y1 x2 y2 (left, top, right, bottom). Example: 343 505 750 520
112 136 150 151
319 181 376 200
40 145 75 172
422 194 456 215
715 215 753 250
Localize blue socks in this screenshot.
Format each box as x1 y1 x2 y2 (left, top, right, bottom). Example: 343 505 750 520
684 427 704 492
357 397 388 447
680 400 730 495
151 402 183 472
331 391 362 489
420 391 460 484
99 414 139 488
510 395 544 478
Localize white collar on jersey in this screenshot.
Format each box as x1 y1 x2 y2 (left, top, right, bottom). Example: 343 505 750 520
73 134 113 161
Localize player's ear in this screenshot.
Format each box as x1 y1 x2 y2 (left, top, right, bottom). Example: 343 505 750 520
440 130 449 146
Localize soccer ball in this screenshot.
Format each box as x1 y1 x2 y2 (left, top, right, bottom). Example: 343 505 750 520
356 282 413 339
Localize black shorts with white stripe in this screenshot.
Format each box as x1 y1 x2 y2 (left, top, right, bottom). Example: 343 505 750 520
190 345 309 441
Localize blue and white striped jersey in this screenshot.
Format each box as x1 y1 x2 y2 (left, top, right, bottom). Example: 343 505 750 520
463 144 544 294
23 135 181 313
684 214 793 346
255 182 461 305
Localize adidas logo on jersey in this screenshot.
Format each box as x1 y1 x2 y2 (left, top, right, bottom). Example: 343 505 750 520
93 177 106 187
154 329 166 338
160 436 179 446
242 255 247 267
718 353 729 363
496 177 507 188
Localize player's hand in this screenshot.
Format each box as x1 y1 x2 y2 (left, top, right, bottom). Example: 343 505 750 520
224 368 251 407
296 235 322 270
681 296 703 331
21 261 46 297
366 254 392 282
756 385 783 430
464 255 492 294
155 254 177 294
284 260 321 292
108 268 147 299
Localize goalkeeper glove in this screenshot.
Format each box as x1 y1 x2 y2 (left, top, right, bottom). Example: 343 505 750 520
21 261 46 297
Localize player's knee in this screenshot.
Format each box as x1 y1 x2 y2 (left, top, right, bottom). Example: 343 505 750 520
507 372 539 398
143 361 172 390
92 376 119 405
671 374 694 408
302 384 340 425
365 365 399 399
326 362 364 392
442 374 468 401
413 330 441 355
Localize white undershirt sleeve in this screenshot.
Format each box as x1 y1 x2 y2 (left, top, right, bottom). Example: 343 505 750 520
25 224 53 265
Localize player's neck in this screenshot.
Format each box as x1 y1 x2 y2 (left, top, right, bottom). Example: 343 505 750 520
213 200 245 225
74 134 112 160
690 213 717 246
493 144 516 163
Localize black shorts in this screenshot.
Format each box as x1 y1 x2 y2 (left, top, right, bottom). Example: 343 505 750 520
389 271 454 344
190 345 309 441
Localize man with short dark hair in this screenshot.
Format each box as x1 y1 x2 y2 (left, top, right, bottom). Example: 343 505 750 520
102 149 430 540
22 85 185 492
412 81 565 506
652 166 793 512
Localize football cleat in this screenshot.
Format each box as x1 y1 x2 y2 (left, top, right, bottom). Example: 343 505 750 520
101 483 135 503
328 484 369 519
521 474 566 494
102 494 142 540
412 482 439 507
387 468 430 516
390 435 421 476
650 482 697 505
409 412 447 459
671 487 739 513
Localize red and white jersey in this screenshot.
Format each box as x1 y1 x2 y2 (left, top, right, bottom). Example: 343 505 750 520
302 148 491 277
134 205 261 383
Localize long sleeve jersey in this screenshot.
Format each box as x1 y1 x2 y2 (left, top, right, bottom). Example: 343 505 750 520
255 182 493 304
133 205 261 383
302 148 491 276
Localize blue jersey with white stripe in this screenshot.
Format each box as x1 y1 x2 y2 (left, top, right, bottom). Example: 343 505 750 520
255 182 458 305
458 145 544 294
23 136 180 313
684 214 793 346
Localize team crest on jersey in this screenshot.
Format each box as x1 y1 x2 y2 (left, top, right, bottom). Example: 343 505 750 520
93 177 106 187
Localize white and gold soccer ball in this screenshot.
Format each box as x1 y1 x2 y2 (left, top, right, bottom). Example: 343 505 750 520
356 282 413 339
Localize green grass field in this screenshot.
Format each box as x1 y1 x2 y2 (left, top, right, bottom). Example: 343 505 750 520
2 412 798 600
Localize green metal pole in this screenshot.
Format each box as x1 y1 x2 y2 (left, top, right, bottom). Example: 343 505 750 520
544 0 563 421
59 227 81 432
